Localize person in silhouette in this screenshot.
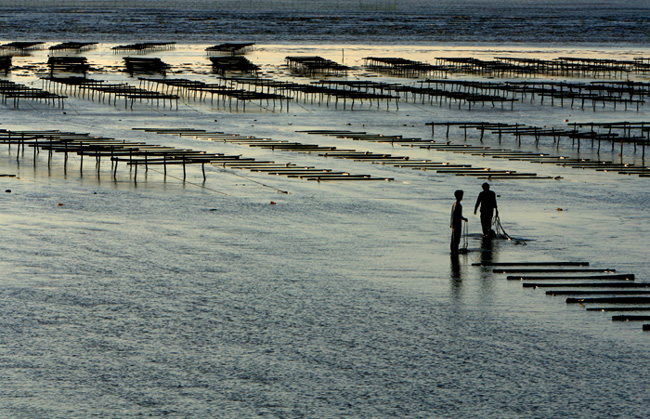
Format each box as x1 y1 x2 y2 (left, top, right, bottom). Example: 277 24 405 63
474 182 498 237
450 190 468 253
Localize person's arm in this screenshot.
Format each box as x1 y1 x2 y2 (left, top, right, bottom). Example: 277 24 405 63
474 194 481 214
461 204 468 222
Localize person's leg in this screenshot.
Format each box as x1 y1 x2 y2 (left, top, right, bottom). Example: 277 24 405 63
481 211 493 235
451 227 460 252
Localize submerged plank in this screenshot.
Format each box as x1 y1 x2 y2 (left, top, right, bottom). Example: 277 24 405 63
474 261 589 267
494 268 615 273
508 274 634 281
612 315 650 321
586 307 650 312
566 297 650 304
307 176 393 181
547 290 650 296
523 282 649 288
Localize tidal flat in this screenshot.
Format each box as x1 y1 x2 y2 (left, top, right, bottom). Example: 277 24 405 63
0 42 649 418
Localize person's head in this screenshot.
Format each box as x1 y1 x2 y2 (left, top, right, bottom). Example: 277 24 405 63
482 182 490 191
454 190 464 201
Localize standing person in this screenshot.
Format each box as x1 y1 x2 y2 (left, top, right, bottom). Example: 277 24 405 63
474 182 498 237
450 190 468 253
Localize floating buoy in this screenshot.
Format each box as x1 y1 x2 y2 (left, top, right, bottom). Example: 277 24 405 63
58 203 63 206
556 208 564 211
270 201 276 205
4 189 10 193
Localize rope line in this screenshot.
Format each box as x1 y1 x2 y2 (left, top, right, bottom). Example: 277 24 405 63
492 214 512 240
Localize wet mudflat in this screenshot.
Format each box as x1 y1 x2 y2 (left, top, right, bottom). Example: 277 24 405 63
0 41 649 418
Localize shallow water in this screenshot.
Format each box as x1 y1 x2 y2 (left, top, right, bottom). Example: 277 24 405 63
1 153 649 417
1 0 650 45
1 16 650 419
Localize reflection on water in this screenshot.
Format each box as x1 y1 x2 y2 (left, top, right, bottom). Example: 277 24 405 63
480 235 495 266
1 11 650 414
449 252 463 299
449 236 504 298
450 252 461 279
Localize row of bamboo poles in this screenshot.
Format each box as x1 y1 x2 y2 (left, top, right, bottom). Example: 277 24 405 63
475 261 649 332
301 129 560 180
146 126 557 180
363 56 650 78
5 53 650 112
0 129 229 181
42 76 180 109
0 80 66 108
426 122 650 176
134 128 394 182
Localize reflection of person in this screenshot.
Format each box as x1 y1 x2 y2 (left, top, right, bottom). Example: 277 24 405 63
450 190 468 253
474 182 498 237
